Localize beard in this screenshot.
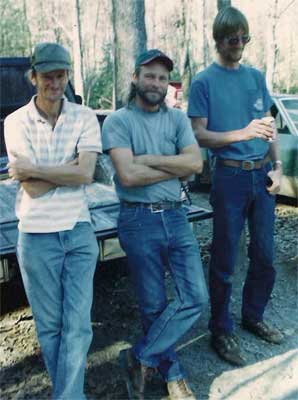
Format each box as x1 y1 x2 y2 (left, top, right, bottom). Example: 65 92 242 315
222 48 243 63
135 84 167 106
228 51 243 62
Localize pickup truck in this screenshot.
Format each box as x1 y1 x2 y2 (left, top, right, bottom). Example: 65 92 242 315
0 57 212 313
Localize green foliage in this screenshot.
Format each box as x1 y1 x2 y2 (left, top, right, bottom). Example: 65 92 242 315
170 68 181 82
85 44 113 109
288 86 298 95
0 0 31 56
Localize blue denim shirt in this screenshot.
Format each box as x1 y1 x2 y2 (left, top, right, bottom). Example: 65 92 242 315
188 63 273 161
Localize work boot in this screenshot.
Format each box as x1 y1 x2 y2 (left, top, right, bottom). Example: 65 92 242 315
119 348 154 399
242 320 284 344
167 379 196 400
211 333 246 366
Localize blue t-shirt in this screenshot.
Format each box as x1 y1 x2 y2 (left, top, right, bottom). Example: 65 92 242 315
102 104 196 202
187 62 273 160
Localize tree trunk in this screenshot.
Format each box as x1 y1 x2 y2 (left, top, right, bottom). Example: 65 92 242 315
217 0 231 11
266 0 278 93
181 0 193 99
202 0 209 68
286 31 294 93
111 0 147 109
22 0 32 52
72 0 85 102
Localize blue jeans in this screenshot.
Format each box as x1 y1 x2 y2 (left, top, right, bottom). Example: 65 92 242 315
209 163 276 335
118 205 208 382
17 222 99 399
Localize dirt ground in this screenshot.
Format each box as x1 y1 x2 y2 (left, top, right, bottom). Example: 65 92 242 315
0 192 297 400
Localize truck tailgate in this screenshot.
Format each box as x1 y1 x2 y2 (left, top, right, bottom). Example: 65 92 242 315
0 180 212 257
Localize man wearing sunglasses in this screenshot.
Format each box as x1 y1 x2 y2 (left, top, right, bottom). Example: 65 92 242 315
188 7 284 366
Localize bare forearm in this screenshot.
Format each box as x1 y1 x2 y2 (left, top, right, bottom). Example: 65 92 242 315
119 163 175 187
22 179 57 198
8 152 97 186
194 126 242 148
191 117 273 148
135 154 202 176
109 147 177 187
30 164 93 186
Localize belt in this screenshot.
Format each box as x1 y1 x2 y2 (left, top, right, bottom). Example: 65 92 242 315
217 154 271 171
121 200 183 213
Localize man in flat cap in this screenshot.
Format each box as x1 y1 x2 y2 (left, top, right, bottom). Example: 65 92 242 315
102 49 208 400
5 42 101 399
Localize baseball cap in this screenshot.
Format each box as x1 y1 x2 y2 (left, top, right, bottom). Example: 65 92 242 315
135 49 173 71
31 42 71 73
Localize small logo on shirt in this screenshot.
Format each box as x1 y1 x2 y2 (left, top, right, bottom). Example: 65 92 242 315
253 98 264 112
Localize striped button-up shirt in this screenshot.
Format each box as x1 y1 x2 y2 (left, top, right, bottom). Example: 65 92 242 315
4 96 102 233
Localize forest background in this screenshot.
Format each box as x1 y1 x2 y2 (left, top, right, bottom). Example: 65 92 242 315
1 0 297 109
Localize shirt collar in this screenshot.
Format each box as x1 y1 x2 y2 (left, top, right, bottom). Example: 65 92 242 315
28 95 68 124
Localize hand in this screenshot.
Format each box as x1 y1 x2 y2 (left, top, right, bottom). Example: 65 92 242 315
8 152 35 181
266 168 282 195
173 101 183 109
242 119 273 141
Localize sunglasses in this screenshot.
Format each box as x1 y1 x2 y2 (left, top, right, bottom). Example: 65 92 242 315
224 35 251 46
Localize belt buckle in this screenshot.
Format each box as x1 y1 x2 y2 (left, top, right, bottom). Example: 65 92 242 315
241 160 254 170
150 203 164 213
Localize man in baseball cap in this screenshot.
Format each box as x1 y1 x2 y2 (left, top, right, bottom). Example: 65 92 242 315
31 42 71 72
135 48 174 71
5 42 101 399
102 48 206 399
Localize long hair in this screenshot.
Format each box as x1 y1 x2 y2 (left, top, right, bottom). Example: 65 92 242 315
126 67 140 107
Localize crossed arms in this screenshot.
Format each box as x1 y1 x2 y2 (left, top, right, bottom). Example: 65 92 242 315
109 143 203 187
8 151 97 198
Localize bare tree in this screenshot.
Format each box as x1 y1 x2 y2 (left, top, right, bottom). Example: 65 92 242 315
202 0 209 68
2 0 298 98
265 0 278 92
266 0 296 92
285 31 295 93
72 0 85 101
217 0 231 10
111 0 147 109
181 0 193 99
22 0 32 51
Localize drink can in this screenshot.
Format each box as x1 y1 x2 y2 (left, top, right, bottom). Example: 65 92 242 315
262 116 277 142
